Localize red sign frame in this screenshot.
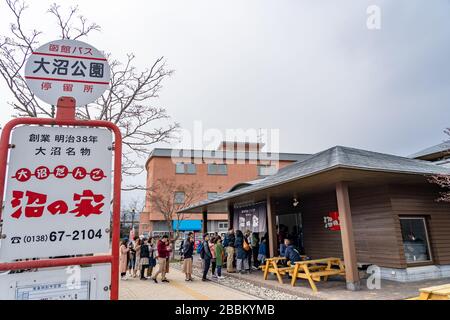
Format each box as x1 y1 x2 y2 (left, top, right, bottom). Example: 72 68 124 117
0 97 121 300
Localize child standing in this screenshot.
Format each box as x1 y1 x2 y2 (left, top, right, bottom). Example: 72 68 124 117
215 237 225 279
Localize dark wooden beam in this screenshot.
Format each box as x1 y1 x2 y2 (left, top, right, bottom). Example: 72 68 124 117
202 209 208 234
227 204 234 230
266 196 278 257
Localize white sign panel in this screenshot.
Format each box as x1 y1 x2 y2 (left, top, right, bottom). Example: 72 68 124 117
24 39 111 107
0 126 113 262
0 264 111 300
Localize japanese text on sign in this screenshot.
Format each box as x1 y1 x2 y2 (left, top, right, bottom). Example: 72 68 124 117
0 126 113 262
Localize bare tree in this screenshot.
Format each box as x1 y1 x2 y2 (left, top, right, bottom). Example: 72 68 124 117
429 128 450 202
147 178 203 253
120 197 145 239
0 0 178 177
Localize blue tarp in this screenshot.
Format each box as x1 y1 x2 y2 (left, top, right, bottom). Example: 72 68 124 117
172 219 202 231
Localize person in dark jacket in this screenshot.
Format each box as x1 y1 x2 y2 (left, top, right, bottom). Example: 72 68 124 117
235 230 249 274
224 229 236 273
200 234 212 281
244 230 252 272
284 238 302 265
251 232 260 269
183 233 195 281
139 238 150 280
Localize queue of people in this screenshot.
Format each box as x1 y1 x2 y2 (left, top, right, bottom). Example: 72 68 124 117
222 228 268 274
119 227 302 283
119 234 172 283
194 233 226 281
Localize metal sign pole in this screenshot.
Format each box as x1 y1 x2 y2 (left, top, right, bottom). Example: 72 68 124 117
0 97 121 300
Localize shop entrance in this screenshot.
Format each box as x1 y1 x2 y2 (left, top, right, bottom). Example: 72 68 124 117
277 212 304 254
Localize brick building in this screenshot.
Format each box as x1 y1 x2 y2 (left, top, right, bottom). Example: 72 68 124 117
139 142 310 237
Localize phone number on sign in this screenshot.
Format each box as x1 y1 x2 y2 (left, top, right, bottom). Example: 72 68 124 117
18 229 103 244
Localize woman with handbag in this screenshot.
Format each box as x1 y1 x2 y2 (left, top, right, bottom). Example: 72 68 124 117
235 230 249 274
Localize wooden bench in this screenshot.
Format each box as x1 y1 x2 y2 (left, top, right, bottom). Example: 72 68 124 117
290 257 346 292
408 284 450 300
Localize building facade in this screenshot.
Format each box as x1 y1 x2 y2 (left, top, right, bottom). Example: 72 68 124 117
139 142 311 237
181 145 450 289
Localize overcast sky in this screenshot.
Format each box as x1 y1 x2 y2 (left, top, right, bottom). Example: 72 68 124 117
1 0 450 205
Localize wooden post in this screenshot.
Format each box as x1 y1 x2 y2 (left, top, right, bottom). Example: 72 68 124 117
202 209 208 234
266 196 278 257
336 181 360 291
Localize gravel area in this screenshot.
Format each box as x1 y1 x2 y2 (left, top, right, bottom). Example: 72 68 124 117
172 261 306 300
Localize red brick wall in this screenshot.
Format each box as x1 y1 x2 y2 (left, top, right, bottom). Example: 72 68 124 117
139 156 296 234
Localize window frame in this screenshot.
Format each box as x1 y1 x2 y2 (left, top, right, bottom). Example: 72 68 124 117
207 163 228 175
399 216 433 265
174 191 186 205
257 164 277 177
207 191 218 200
175 162 196 175
218 222 228 230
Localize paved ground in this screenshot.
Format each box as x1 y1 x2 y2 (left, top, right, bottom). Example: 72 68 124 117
120 257 450 300
119 267 258 300
219 267 450 300
187 258 450 300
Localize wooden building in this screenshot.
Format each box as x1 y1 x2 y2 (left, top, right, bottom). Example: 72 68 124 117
179 146 450 290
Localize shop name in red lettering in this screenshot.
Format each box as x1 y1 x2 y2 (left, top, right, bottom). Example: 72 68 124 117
11 190 105 219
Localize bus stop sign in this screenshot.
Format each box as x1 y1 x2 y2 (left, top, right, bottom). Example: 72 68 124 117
24 39 111 107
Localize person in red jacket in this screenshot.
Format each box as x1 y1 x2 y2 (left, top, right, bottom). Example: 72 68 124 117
152 235 172 283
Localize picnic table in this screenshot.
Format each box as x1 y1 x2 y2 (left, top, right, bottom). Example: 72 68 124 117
289 257 346 292
262 256 309 284
262 257 291 284
408 284 450 300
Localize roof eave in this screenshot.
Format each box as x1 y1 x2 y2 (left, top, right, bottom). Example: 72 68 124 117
178 164 447 213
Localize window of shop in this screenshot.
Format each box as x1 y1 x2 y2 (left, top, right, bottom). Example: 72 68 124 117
400 217 432 264
207 163 227 175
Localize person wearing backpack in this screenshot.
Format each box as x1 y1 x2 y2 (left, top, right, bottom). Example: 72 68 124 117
284 237 302 265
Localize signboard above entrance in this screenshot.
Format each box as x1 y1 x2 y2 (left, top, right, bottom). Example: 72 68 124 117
24 39 111 107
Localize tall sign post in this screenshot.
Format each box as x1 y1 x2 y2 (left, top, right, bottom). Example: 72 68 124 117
0 40 121 300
